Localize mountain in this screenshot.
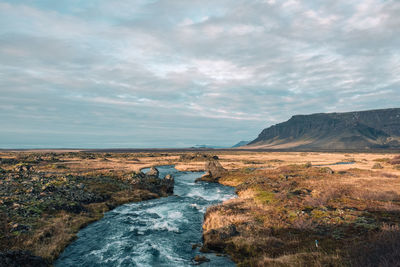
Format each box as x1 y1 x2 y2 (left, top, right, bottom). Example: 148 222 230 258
246 108 400 150
191 144 226 149
232 141 250 148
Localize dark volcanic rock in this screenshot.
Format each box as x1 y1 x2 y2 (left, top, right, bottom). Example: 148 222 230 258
248 108 400 150
0 251 48 267
193 255 210 264
202 224 239 252
372 163 383 169
14 164 35 173
131 167 174 195
146 167 159 178
196 159 227 183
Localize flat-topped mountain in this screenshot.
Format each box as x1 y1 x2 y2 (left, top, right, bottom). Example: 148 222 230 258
246 108 400 150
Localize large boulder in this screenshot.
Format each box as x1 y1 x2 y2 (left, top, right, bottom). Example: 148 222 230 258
131 167 174 196
196 159 227 183
161 174 174 195
146 167 159 178
202 224 239 252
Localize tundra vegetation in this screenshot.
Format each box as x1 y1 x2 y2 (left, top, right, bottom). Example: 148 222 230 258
202 154 400 266
0 151 176 264
1 150 399 266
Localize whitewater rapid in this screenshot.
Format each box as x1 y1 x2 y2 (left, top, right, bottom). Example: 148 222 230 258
55 165 236 267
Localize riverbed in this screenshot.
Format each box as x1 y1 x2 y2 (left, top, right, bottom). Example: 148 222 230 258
55 165 236 266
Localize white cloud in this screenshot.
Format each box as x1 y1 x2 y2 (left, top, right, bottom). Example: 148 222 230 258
0 0 399 148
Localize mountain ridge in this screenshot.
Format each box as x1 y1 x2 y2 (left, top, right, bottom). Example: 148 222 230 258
246 108 400 150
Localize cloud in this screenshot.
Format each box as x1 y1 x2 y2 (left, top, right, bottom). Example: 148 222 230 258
0 0 399 148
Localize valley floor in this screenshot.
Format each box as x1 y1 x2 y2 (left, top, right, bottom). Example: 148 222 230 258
1 150 400 266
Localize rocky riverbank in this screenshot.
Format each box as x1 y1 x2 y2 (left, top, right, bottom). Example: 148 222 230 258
0 152 174 266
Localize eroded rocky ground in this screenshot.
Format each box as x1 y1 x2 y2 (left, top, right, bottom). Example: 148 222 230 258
0 152 175 265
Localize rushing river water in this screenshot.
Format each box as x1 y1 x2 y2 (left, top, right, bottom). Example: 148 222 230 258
56 166 236 267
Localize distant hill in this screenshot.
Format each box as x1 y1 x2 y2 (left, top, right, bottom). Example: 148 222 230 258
246 108 400 150
191 144 226 149
232 141 250 148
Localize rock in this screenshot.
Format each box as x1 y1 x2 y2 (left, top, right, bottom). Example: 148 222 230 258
200 171 211 179
131 171 146 180
304 162 312 168
202 224 239 252
196 160 227 183
131 169 174 196
320 167 334 174
14 164 34 173
161 174 174 195
192 243 201 250
193 255 210 264
290 188 312 196
10 223 31 233
372 163 383 169
206 160 227 179
0 158 18 165
146 167 159 178
0 251 48 267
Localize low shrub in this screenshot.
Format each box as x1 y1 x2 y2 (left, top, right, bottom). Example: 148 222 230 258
390 155 400 165
352 190 400 202
351 224 400 267
381 173 398 178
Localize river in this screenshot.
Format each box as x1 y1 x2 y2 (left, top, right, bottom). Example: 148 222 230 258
55 165 236 266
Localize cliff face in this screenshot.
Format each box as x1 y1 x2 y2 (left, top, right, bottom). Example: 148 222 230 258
247 108 400 150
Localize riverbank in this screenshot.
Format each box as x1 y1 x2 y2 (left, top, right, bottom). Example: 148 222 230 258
0 152 176 265
201 155 400 266
55 165 235 266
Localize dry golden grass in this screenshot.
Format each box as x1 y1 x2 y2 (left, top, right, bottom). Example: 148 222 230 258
201 153 400 266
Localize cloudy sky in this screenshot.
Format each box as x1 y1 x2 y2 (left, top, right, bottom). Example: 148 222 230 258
1 0 399 148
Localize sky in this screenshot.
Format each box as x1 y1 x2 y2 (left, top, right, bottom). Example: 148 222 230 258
0 0 399 148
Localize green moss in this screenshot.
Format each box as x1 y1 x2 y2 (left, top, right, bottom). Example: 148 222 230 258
311 209 327 219
304 162 312 168
255 190 276 204
26 206 43 216
243 167 254 173
288 211 298 222
373 158 390 163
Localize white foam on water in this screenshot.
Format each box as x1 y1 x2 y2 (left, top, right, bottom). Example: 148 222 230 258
168 211 183 219
56 166 236 267
190 203 201 209
152 220 180 232
189 203 207 213
187 190 226 201
117 255 138 266
86 240 128 262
